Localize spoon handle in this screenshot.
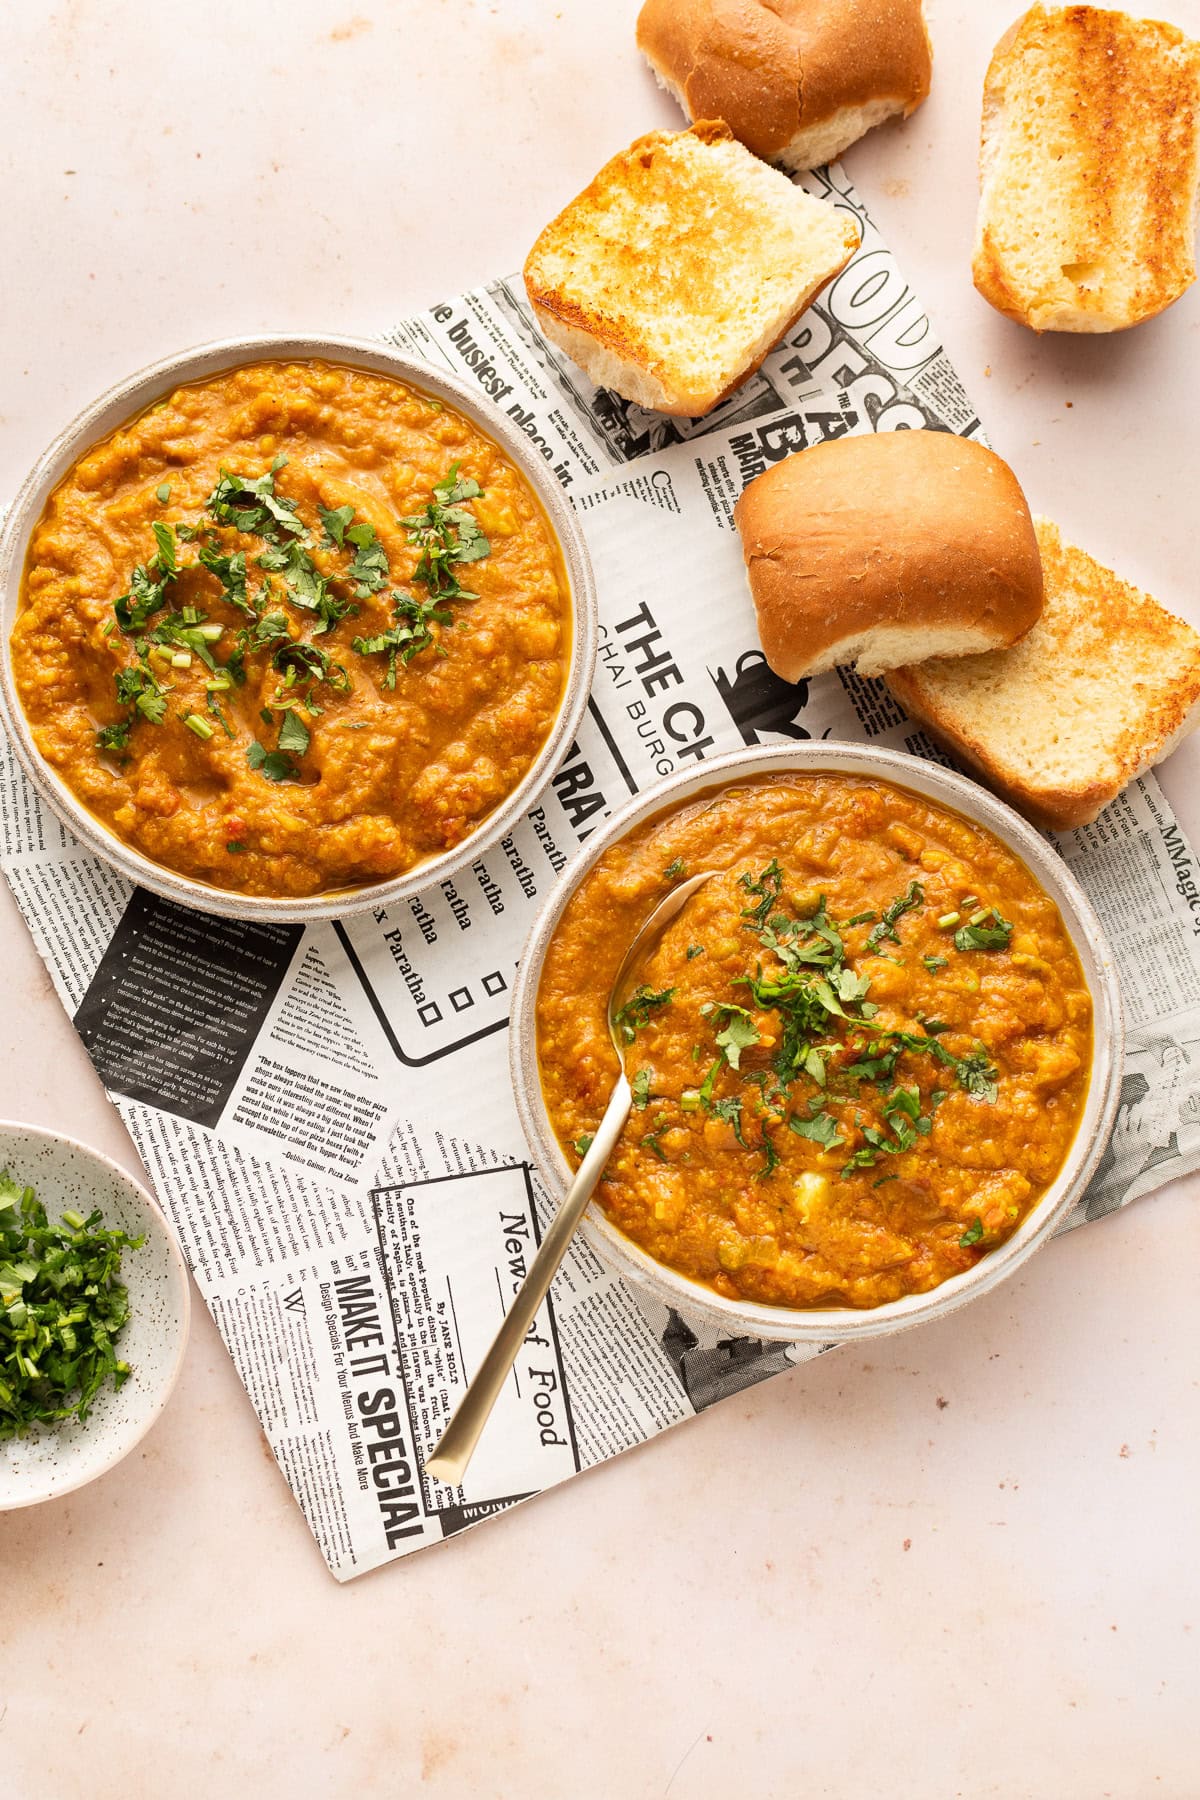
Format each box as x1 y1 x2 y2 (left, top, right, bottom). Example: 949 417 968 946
424 1075 632 1487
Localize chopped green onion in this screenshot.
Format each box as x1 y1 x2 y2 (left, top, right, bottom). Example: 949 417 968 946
679 1090 702 1112
183 713 214 740
969 908 990 926
171 650 192 669
938 912 960 930
196 623 224 642
61 1209 86 1231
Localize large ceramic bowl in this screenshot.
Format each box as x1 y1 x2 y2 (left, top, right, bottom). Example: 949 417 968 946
0 1121 191 1508
0 334 597 923
511 742 1124 1344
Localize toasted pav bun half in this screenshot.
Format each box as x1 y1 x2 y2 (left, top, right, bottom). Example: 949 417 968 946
733 432 1044 681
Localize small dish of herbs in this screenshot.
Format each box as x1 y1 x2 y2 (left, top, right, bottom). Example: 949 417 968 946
0 1123 190 1510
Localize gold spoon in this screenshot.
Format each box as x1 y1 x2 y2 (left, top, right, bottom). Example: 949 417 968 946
425 869 717 1486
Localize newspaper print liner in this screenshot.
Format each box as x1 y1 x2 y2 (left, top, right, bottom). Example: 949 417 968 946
0 161 1197 1577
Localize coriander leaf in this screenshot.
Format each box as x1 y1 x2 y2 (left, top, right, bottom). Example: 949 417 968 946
207 462 306 542
867 880 924 950
956 1050 999 1104
663 857 687 882
151 520 178 576
247 740 298 783
711 1095 747 1146
708 1003 760 1070
277 710 311 757
0 1171 141 1438
922 954 949 973
959 1217 984 1247
345 522 390 597
739 859 783 928
318 502 356 549
789 1110 844 1149
433 461 483 505
155 481 172 505
95 719 132 753
631 1068 653 1110
613 985 675 1045
954 914 1013 953
197 545 251 614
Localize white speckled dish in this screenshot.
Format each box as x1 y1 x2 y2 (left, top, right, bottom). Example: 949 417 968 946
0 1122 190 1509
0 334 598 923
511 742 1124 1345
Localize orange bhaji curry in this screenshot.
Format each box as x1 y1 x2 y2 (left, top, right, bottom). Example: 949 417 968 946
12 360 569 897
537 774 1093 1310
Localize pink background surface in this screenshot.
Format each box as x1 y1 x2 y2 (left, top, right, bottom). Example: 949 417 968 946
2 4 1198 1795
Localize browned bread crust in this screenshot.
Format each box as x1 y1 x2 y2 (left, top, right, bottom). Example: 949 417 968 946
888 520 1200 830
973 5 1200 333
733 432 1044 682
636 0 932 169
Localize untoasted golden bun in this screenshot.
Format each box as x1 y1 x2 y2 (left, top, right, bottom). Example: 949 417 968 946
888 520 1200 831
636 0 932 171
733 433 1044 681
523 121 860 418
973 5 1200 332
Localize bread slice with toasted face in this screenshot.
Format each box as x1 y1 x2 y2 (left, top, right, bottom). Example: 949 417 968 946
733 431 1044 681
973 5 1200 333
637 0 933 172
888 521 1200 831
523 121 861 418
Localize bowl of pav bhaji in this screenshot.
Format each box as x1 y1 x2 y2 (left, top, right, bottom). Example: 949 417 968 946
513 743 1123 1343
0 337 596 920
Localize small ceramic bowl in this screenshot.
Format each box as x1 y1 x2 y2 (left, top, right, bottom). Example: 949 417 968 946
0 1122 190 1509
511 742 1124 1344
0 334 598 923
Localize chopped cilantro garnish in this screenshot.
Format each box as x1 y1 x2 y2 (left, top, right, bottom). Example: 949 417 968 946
922 954 949 973
663 858 687 882
207 457 305 542
318 502 356 549
572 1134 594 1158
953 912 1013 953
247 740 299 783
95 718 133 754
640 1121 669 1162
155 481 172 505
789 1110 844 1149
277 710 311 757
631 1068 653 1110
739 859 784 928
708 1094 745 1145
956 1050 999 1104
867 880 924 950
706 1002 759 1070
613 985 675 1044
686 943 705 960
344 521 391 598
0 1169 141 1437
959 1217 984 1247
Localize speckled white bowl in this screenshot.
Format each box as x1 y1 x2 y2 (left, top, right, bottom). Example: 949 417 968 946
512 742 1124 1344
0 334 598 923
0 1122 190 1508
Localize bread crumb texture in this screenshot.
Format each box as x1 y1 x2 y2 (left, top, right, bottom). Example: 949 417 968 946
523 122 860 416
889 520 1200 829
973 3 1200 332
